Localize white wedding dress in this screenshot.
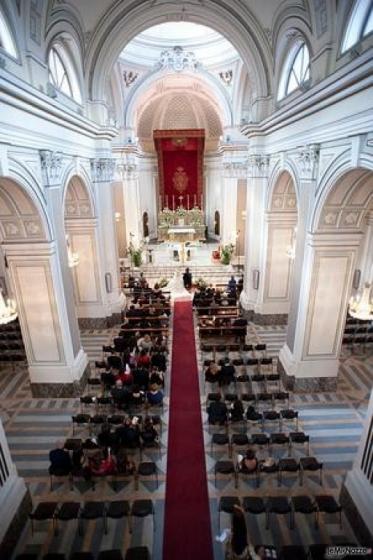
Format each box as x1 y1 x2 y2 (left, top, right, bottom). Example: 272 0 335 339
163 269 192 301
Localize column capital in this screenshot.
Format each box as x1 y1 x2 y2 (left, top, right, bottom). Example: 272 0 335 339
116 162 138 180
39 149 64 186
247 153 270 178
90 158 116 183
222 161 247 179
294 143 320 180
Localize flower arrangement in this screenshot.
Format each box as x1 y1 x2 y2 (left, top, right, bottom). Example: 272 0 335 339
127 241 143 267
195 277 208 289
158 277 168 288
176 207 187 218
189 207 203 225
220 243 235 265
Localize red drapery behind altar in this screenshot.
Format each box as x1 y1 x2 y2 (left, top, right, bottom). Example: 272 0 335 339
154 129 205 209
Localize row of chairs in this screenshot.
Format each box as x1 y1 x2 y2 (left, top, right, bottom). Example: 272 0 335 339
211 431 310 456
217 494 342 532
79 397 164 416
28 499 155 536
72 413 162 436
49 456 159 492
214 455 322 488
208 390 290 406
17 551 149 560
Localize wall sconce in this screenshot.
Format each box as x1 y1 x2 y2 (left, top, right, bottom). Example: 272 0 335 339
286 227 297 260
105 272 112 293
114 212 121 222
252 269 260 290
66 235 79 268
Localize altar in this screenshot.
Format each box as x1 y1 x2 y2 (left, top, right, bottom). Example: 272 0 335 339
158 207 206 241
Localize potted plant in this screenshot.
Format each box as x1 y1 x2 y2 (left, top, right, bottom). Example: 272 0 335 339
220 243 235 265
127 241 143 268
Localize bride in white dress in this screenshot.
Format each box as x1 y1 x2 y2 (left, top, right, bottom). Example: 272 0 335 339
163 269 192 300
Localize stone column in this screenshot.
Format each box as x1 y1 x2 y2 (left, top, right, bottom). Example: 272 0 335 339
0 418 30 559
278 230 362 391
204 155 223 239
40 151 82 359
91 158 124 319
117 159 142 248
6 240 89 396
240 155 269 314
341 389 373 545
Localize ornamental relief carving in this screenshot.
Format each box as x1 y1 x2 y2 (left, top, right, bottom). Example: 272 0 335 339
40 150 64 185
90 158 116 183
294 144 319 180
24 220 42 236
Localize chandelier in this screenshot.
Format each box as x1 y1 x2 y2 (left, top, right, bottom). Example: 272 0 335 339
0 288 17 325
286 227 297 260
349 282 373 321
66 235 79 268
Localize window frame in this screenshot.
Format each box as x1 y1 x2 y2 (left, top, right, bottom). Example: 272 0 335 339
277 39 311 101
340 0 373 54
0 8 18 60
47 42 82 104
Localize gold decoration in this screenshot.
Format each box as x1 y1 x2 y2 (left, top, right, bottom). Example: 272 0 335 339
172 166 189 193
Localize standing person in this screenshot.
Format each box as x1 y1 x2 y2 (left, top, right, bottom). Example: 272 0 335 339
225 505 250 559
228 275 237 293
183 267 192 289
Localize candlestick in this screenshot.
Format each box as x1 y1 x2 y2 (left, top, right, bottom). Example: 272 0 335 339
200 194 203 210
187 194 190 210
166 195 169 208
159 195 162 209
172 195 175 210
194 194 197 207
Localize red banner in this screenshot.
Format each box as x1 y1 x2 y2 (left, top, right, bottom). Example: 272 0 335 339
154 129 205 209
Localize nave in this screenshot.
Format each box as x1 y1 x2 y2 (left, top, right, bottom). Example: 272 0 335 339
2 282 372 559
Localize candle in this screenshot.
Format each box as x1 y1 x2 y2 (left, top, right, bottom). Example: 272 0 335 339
172 195 175 210
194 194 197 207
159 195 162 209
200 194 203 210
187 194 190 210
166 195 169 208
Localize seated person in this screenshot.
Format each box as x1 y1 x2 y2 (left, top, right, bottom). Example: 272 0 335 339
97 423 116 449
111 379 131 408
114 448 136 474
132 366 150 389
230 399 244 422
204 361 221 384
207 399 228 425
140 417 158 445
89 448 117 476
117 364 133 386
149 369 164 387
151 351 166 372
146 383 164 406
49 442 72 472
137 334 153 352
239 448 258 473
115 418 140 448
101 369 116 389
137 349 151 368
219 358 235 387
130 384 146 407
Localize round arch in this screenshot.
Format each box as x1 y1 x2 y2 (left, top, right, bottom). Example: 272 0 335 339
85 1 272 114
267 162 300 213
124 68 233 131
2 158 53 242
311 153 373 233
62 168 96 219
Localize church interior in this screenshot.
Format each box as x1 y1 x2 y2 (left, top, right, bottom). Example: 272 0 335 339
0 1 372 559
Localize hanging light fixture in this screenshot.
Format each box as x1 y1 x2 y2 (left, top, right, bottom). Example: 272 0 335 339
0 288 17 325
286 226 297 260
66 235 79 268
349 282 373 321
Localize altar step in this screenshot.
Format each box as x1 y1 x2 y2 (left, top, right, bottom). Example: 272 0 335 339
131 264 238 287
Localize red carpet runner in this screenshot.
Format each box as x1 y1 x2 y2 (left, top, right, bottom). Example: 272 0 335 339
163 301 214 560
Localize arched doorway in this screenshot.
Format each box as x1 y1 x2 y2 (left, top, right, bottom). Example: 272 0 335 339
214 210 220 236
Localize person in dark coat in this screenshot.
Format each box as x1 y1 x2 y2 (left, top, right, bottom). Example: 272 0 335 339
183 267 192 289
207 399 228 425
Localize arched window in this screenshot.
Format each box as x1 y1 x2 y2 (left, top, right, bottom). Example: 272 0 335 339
0 9 17 58
48 43 82 103
277 41 310 100
341 0 373 53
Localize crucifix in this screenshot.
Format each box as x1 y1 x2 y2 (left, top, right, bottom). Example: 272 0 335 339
178 195 184 208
